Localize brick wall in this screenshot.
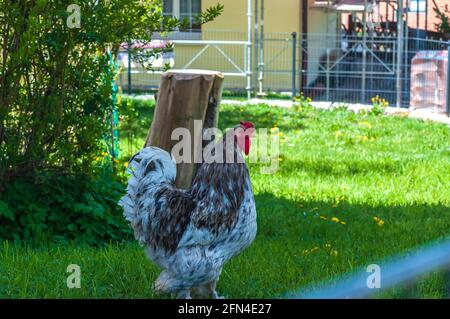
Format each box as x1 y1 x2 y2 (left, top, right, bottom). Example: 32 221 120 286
377 0 450 31
406 0 450 31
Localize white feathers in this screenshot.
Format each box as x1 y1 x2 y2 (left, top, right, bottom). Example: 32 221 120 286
118 146 177 245
170 152 177 165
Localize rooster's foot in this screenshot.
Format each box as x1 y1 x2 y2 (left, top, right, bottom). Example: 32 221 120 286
211 291 225 299
176 289 192 299
208 281 225 299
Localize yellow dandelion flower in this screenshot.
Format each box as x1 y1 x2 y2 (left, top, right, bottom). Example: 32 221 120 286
361 121 372 129
357 135 368 142
373 216 385 226
124 162 129 168
278 132 284 137
340 221 347 225
319 215 327 220
331 217 340 223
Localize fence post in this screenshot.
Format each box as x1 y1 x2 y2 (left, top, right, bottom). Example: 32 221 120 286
361 0 367 104
326 48 330 101
447 42 450 117
291 32 297 100
127 41 132 95
253 0 259 92
258 0 265 97
396 0 404 108
246 0 253 100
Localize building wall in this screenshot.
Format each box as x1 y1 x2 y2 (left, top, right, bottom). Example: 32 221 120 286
120 0 338 94
202 0 301 34
200 0 339 91
377 0 450 31
164 0 303 92
406 0 450 31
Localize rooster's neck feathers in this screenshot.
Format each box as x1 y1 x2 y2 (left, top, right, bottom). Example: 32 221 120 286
191 153 250 235
191 132 249 227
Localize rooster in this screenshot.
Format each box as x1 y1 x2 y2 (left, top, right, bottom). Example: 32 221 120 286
119 121 257 299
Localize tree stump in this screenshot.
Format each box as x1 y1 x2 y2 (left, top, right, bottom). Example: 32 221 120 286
144 69 224 189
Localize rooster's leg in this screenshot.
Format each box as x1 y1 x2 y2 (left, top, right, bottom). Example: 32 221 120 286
155 270 192 299
175 289 192 299
206 280 225 299
154 271 192 299
190 280 224 299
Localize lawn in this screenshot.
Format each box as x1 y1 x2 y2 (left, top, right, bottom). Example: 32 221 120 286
1 99 450 298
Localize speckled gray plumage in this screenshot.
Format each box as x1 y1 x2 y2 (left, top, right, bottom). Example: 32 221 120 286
119 130 257 298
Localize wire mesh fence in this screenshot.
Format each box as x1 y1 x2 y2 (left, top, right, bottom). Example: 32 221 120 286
302 33 449 110
117 31 249 98
116 31 450 113
116 31 297 99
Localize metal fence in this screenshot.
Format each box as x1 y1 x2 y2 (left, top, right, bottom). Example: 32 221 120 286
116 31 297 99
302 33 449 110
116 30 450 113
117 31 249 97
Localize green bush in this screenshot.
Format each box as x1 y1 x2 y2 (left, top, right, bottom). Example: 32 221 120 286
0 0 222 181
0 167 131 245
118 97 155 141
116 97 156 159
0 0 222 244
433 1 450 33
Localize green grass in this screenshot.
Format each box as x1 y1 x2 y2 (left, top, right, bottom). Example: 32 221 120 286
1 100 449 298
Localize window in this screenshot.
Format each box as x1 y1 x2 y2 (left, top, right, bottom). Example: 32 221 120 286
163 0 202 32
409 0 426 13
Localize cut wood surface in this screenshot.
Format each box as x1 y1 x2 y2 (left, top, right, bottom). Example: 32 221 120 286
145 69 224 189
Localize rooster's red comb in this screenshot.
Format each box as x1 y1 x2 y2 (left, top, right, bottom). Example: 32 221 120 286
240 121 254 130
